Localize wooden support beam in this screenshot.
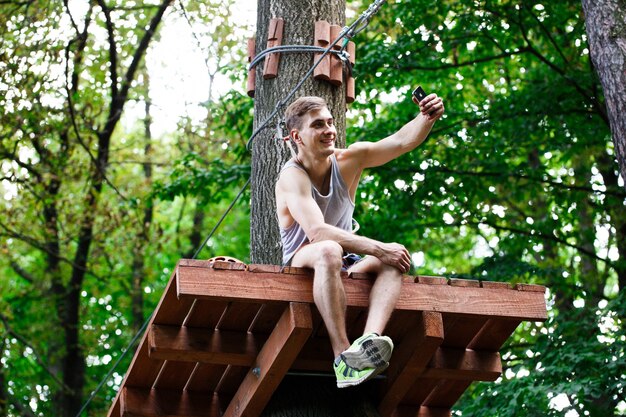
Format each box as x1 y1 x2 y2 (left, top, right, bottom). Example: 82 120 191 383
423 348 502 381
148 324 262 366
176 265 547 320
223 302 312 417
392 405 451 417
379 311 444 417
120 387 221 417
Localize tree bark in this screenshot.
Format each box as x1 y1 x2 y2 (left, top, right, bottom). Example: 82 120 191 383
581 0 626 188
250 1 381 415
250 0 348 265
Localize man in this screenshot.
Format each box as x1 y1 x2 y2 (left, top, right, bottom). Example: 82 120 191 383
275 92 444 388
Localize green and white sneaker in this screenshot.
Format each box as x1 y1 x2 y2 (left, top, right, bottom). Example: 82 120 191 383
334 355 378 388
341 332 394 370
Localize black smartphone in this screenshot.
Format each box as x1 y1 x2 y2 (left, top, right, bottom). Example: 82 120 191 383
412 85 427 102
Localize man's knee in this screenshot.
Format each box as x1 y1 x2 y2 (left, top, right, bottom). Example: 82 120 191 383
314 241 343 270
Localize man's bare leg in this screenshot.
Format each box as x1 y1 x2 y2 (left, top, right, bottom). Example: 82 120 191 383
340 256 402 369
348 256 403 335
290 241 350 357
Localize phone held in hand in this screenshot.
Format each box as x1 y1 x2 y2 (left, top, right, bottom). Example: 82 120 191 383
412 85 427 102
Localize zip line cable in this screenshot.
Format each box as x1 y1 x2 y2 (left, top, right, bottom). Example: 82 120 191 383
75 1 386 415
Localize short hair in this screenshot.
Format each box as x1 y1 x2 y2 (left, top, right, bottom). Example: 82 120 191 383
284 96 328 131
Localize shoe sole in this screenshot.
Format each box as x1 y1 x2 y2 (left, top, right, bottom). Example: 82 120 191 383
341 336 393 370
336 361 389 388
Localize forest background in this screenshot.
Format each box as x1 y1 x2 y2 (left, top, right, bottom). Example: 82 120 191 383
1 0 624 416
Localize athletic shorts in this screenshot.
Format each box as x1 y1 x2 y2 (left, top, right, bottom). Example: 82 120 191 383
282 251 363 271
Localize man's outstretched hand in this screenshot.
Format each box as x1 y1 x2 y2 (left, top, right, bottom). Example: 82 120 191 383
413 93 445 121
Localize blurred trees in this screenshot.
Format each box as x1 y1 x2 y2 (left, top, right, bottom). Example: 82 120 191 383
0 1 251 415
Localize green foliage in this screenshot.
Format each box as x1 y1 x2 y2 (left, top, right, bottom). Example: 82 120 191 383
348 0 625 415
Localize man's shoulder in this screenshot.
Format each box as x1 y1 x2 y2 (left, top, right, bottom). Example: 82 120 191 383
277 164 309 190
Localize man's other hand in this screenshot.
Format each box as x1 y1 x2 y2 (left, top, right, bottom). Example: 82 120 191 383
379 242 411 274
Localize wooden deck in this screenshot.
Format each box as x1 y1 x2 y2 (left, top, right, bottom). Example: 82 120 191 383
107 259 547 417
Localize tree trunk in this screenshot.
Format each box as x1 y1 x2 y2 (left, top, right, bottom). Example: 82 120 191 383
250 0 348 265
250 1 380 415
581 0 626 188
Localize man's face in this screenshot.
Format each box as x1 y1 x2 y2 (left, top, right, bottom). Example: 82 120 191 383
294 107 336 157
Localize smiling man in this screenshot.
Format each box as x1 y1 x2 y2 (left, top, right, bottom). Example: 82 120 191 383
275 93 444 388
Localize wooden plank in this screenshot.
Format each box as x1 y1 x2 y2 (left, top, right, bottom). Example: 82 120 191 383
392 406 451 417
223 302 313 417
185 363 228 393
468 318 521 350
177 267 547 320
217 302 263 331
215 365 250 396
417 406 452 417
107 399 120 417
120 386 221 417
152 360 197 390
379 311 444 417
183 299 229 328
422 380 471 408
149 324 262 366
422 348 501 381
248 303 288 334
441 315 488 348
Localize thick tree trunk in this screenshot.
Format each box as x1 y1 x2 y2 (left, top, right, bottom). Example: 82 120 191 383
250 1 381 415
250 0 348 264
581 0 626 187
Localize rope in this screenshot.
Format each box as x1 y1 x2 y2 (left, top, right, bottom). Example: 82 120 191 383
248 45 352 74
75 1 386 415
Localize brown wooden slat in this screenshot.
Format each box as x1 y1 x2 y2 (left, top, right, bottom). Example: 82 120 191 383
248 303 288 334
223 302 313 417
400 377 440 407
379 311 444 417
107 399 120 417
183 299 229 328
448 278 480 288
417 406 452 417
392 406 453 417
480 281 512 290
149 324 261 365
422 380 472 408
215 365 249 396
177 267 548 320
468 318 521 350
185 363 228 393
121 386 221 417
152 360 197 390
392 405 451 417
217 301 263 331
422 348 501 381
441 315 488 348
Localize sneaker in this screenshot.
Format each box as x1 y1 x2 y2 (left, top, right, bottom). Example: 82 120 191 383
341 332 394 370
333 355 378 388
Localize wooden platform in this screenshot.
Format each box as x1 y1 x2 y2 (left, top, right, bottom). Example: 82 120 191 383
107 259 547 417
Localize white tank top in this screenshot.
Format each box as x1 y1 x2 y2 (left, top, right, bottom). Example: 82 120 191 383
279 154 355 265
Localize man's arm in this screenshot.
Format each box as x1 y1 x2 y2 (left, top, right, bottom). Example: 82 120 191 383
276 167 411 272
340 93 444 170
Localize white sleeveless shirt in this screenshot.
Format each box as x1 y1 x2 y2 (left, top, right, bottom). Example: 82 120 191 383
279 154 355 265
